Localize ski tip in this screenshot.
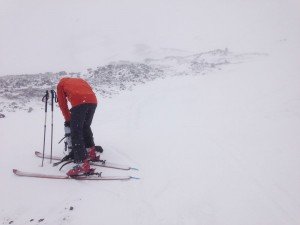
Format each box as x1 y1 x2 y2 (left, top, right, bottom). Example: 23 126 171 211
130 176 140 180
130 167 139 171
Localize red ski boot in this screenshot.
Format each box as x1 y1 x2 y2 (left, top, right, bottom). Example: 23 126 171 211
67 160 94 176
87 146 100 161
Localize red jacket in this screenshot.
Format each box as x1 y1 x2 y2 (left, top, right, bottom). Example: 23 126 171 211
57 77 97 121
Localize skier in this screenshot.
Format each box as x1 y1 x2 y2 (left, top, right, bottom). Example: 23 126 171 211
57 77 98 176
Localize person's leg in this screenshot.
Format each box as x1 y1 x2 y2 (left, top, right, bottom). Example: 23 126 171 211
83 104 97 148
70 104 89 162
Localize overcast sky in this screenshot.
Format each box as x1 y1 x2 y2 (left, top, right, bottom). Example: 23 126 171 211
0 0 299 76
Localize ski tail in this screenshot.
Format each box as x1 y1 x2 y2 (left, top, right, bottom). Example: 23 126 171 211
35 151 61 160
13 169 68 179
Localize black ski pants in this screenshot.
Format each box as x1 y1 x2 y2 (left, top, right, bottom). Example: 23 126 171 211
70 103 97 162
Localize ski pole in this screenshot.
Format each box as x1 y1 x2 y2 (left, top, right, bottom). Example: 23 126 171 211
50 90 57 163
41 90 49 167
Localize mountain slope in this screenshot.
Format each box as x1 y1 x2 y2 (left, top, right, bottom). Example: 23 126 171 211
1 50 300 224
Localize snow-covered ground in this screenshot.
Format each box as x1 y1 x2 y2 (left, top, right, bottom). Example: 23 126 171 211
1 0 300 224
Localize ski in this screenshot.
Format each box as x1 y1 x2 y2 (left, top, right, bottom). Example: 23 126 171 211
35 151 138 171
13 169 138 181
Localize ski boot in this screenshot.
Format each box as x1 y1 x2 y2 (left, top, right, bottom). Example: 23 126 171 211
66 160 94 176
87 146 100 161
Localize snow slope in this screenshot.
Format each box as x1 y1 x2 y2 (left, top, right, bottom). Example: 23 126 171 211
1 49 300 224
1 0 300 225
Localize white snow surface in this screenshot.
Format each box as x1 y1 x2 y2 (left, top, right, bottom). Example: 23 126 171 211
1 0 300 225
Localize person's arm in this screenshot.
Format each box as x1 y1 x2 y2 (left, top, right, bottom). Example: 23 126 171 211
57 82 71 121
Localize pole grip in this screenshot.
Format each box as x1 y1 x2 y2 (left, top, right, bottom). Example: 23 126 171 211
50 90 57 112
42 90 49 112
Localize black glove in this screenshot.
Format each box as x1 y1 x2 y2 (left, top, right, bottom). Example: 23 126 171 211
95 145 104 153
64 121 70 127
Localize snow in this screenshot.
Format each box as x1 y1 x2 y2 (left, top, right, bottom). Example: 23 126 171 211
1 0 300 224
